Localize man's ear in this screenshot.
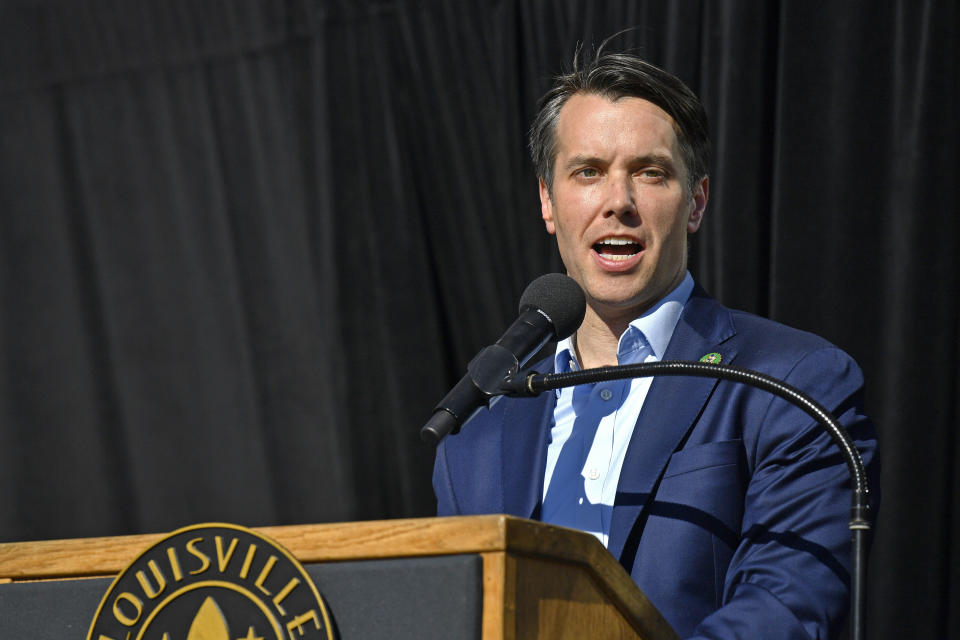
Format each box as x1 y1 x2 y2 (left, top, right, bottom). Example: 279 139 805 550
539 178 557 235
687 176 709 233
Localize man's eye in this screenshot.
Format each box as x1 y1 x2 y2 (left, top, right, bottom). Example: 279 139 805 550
578 168 599 178
640 168 665 179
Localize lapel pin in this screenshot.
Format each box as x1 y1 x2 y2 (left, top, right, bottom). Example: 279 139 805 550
699 352 723 364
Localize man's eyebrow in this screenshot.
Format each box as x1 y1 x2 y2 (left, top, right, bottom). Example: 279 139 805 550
633 153 678 170
562 152 679 171
563 154 605 169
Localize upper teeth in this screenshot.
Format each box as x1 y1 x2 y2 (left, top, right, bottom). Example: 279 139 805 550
599 238 634 245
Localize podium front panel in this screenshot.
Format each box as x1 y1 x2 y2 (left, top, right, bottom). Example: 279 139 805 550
0 554 483 639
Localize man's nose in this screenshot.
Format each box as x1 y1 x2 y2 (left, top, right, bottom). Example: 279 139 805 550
604 175 638 218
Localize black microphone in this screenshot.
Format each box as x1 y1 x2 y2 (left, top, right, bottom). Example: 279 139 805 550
420 273 586 444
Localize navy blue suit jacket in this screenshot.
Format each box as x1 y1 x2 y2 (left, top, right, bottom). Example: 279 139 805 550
433 286 879 639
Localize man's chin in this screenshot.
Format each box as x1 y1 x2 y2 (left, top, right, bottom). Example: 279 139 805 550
581 275 650 306
585 291 655 319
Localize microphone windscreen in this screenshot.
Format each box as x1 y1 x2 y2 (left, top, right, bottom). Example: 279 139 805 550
518 273 586 340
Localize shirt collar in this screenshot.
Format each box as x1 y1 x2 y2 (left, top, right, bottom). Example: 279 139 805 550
553 271 694 374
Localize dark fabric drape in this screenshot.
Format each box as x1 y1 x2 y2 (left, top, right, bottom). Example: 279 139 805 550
0 1 956 637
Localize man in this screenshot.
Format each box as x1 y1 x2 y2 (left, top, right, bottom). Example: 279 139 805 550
433 50 878 639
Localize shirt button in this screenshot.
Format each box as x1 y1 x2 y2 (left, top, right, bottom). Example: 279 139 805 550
599 388 613 401
588 468 600 480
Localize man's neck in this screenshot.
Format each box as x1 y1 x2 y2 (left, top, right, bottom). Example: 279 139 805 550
573 307 634 369
571 271 694 369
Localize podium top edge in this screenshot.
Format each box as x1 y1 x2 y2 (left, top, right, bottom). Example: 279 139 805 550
0 515 605 581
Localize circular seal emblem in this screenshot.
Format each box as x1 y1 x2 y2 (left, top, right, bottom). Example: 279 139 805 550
87 523 333 640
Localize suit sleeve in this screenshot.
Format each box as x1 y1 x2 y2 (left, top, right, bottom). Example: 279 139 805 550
688 347 880 640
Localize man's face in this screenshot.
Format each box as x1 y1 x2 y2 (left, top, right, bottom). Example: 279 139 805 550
540 93 708 324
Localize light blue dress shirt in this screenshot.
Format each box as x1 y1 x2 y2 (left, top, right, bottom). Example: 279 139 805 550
541 272 694 546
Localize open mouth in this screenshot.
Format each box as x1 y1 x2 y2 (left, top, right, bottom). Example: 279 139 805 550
592 237 643 261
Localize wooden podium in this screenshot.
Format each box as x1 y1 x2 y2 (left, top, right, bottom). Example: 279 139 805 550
0 515 678 639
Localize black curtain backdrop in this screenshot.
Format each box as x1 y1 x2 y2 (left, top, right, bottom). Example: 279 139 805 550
0 1 956 637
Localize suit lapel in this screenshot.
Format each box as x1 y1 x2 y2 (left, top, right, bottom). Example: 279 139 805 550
501 387 555 519
607 288 739 561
